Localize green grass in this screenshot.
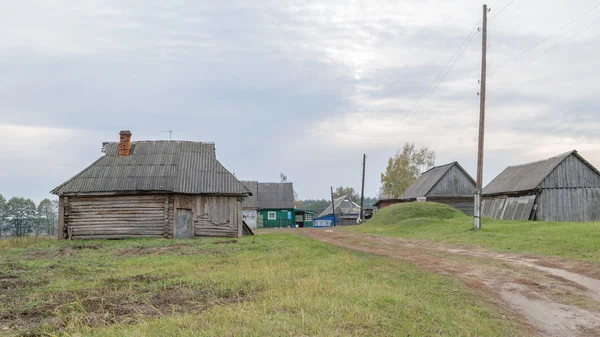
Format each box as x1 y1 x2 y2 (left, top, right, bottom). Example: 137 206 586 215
0 235 527 336
344 202 600 261
0 236 55 250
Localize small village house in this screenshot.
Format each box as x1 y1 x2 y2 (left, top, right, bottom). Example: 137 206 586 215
374 162 476 215
51 131 251 239
482 150 600 222
314 195 361 227
241 181 314 228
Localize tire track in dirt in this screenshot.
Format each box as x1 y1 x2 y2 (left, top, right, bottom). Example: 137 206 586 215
300 228 600 337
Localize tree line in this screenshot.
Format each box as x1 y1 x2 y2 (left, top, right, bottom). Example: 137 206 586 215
0 194 58 238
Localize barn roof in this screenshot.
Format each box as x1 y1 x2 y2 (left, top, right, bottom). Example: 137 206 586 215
256 182 295 209
317 195 360 218
401 162 474 199
51 141 251 196
482 150 598 195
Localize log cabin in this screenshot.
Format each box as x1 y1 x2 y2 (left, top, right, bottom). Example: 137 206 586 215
51 131 251 239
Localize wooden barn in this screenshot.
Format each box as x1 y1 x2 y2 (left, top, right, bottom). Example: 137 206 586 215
482 150 600 222
51 131 251 239
398 162 476 215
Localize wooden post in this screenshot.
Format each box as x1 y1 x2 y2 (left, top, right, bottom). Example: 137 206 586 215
475 4 488 230
360 154 366 222
57 196 65 240
330 186 336 227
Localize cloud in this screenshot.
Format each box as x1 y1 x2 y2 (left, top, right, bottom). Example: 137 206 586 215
1 0 600 201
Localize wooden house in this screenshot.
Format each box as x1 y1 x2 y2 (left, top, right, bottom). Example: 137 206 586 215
482 150 600 222
397 162 476 215
314 195 361 227
51 131 251 239
241 181 314 228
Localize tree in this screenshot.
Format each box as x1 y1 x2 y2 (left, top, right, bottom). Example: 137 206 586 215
5 197 37 237
37 198 58 237
296 199 331 215
379 143 435 199
333 186 360 202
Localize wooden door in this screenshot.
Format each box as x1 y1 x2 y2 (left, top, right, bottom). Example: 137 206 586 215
176 209 192 239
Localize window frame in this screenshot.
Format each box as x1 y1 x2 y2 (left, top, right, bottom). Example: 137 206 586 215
267 211 277 220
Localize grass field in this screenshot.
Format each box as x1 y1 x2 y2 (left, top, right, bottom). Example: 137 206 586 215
344 202 600 262
0 234 527 336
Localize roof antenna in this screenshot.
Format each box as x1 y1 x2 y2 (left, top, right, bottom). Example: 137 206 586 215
161 130 173 140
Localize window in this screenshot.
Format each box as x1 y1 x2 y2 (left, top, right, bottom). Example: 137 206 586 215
305 214 312 221
268 211 277 220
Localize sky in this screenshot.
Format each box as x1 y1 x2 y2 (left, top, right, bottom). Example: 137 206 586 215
2 0 600 202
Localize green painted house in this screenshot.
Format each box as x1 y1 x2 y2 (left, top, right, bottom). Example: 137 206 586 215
241 181 314 228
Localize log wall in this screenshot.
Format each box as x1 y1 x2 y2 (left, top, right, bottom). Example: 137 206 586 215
62 194 242 239
65 195 171 239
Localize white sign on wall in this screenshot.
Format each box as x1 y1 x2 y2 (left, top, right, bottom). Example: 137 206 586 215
242 210 258 228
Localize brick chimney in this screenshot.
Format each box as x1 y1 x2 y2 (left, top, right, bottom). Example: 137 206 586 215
118 130 132 157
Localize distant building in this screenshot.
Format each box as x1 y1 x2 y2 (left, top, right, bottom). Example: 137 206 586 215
241 181 314 228
482 150 600 222
314 195 361 227
373 199 403 209
374 162 476 215
51 131 251 240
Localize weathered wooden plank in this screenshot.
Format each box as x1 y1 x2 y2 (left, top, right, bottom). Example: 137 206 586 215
72 234 164 239
58 197 65 240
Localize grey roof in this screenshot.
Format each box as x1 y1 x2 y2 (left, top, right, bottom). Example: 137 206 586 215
256 182 295 209
401 162 474 199
51 141 250 196
317 195 361 218
241 181 259 208
481 150 600 195
482 151 574 195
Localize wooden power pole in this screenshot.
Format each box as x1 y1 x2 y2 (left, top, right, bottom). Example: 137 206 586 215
360 154 366 222
330 186 336 227
475 4 488 230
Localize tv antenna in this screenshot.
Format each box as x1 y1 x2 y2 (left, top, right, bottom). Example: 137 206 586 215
161 130 173 140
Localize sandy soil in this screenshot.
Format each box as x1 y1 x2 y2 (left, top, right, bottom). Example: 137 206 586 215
301 228 600 337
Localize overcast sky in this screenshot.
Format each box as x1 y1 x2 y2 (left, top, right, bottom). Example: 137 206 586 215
2 0 600 202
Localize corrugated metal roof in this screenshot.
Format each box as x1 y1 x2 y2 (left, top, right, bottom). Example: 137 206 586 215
401 162 465 199
52 141 250 196
241 181 259 208
317 195 360 218
482 151 574 195
256 182 295 209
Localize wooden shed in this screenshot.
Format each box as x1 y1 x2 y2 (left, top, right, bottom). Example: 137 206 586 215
51 131 251 239
399 162 476 215
482 150 600 222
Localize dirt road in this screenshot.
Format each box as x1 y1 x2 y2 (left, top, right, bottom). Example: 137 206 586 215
301 228 600 337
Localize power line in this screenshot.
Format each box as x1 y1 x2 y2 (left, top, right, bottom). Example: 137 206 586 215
490 2 600 78
489 0 517 21
402 18 482 120
495 16 600 84
405 19 482 120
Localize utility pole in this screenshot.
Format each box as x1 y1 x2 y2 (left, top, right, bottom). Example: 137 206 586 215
330 186 336 227
475 4 488 230
360 154 366 222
